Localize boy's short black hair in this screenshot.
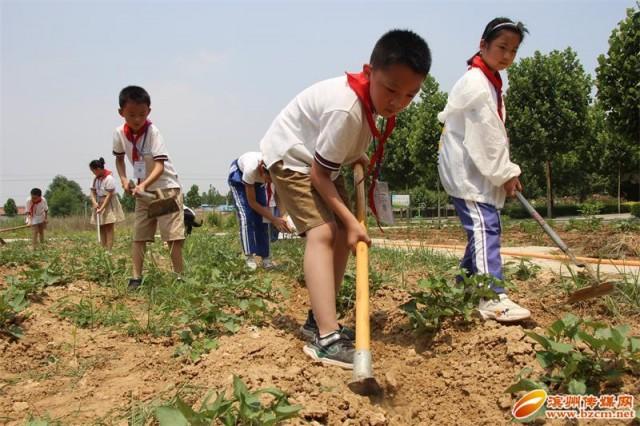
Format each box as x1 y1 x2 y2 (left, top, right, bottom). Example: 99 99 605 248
30 188 42 196
119 86 151 108
370 29 431 76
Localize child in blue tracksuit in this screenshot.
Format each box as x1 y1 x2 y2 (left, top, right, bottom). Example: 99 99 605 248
438 17 531 322
228 152 290 270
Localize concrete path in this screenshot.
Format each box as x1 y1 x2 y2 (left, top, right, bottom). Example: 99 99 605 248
371 238 640 278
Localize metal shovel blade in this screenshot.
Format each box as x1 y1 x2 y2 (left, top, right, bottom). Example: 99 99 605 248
147 197 180 219
567 281 616 303
348 350 383 396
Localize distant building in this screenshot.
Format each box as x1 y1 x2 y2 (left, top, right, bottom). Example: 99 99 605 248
0 206 26 216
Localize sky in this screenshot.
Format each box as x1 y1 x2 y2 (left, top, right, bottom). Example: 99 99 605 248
0 0 636 205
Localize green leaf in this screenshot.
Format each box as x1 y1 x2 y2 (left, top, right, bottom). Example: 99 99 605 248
505 378 545 393
525 331 552 350
536 351 556 368
548 340 574 354
154 406 189 426
567 379 587 395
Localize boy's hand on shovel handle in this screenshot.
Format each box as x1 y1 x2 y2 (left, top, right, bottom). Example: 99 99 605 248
347 220 371 254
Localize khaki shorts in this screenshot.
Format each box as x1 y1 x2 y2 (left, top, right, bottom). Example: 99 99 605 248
133 188 185 242
269 162 351 235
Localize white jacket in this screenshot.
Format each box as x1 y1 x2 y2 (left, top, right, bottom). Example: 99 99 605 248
437 68 520 208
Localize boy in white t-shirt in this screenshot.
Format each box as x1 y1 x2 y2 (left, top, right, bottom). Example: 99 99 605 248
228 151 291 270
260 30 431 368
25 188 48 248
112 86 185 290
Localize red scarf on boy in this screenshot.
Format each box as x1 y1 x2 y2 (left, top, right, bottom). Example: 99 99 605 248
124 121 151 161
469 55 504 121
346 72 396 223
29 198 42 218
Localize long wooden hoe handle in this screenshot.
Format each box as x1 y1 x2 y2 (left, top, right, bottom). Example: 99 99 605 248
353 163 369 352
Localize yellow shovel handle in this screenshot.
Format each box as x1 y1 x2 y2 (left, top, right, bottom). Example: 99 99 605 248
353 163 370 351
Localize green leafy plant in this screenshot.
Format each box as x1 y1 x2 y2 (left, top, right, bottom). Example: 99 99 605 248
507 314 640 395
0 286 29 339
505 259 541 281
401 274 498 335
153 376 302 425
337 270 384 316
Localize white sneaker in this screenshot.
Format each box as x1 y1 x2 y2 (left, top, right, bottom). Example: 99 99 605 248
245 256 258 271
262 258 275 269
478 294 531 322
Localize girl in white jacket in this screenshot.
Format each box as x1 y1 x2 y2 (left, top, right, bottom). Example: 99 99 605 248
438 17 531 322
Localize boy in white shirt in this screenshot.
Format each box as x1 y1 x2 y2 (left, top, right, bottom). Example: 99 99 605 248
25 188 48 249
228 151 290 270
260 29 431 368
112 86 185 290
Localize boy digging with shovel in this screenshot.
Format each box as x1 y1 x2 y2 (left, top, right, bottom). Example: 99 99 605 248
112 86 185 290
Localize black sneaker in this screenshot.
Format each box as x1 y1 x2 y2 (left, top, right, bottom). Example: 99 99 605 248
300 310 355 341
128 278 142 290
303 330 354 369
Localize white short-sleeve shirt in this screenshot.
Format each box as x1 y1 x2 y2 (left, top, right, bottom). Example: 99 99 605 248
112 124 181 190
25 197 48 225
260 76 373 180
92 174 117 198
237 152 265 185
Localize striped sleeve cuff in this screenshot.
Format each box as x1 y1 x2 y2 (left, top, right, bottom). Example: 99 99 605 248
153 155 169 161
113 150 125 156
314 152 341 171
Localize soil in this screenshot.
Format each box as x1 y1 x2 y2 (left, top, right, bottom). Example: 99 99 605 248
1 262 639 425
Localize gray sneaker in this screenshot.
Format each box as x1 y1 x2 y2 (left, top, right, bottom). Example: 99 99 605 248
303 330 354 369
300 310 355 341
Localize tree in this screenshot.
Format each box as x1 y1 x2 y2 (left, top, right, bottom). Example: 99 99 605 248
44 175 88 217
378 104 419 190
408 75 448 185
3 198 17 217
596 4 640 202
506 48 592 217
185 184 202 208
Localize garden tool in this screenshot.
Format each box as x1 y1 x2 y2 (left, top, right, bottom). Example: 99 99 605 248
515 191 615 302
0 224 31 245
129 180 180 219
348 163 382 396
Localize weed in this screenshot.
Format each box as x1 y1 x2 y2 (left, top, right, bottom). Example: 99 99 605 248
507 314 640 395
401 274 498 335
505 259 541 281
154 376 302 425
0 286 29 339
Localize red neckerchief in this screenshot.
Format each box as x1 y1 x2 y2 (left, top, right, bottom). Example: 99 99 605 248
469 55 503 121
93 169 113 191
266 182 273 207
346 72 396 225
124 121 151 161
29 197 42 217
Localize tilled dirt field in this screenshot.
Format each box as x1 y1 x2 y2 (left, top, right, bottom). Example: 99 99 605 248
1 253 639 425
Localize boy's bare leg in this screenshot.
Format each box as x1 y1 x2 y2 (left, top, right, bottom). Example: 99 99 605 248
168 240 184 274
305 222 340 335
132 241 146 279
31 226 38 249
38 226 45 244
332 224 350 295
